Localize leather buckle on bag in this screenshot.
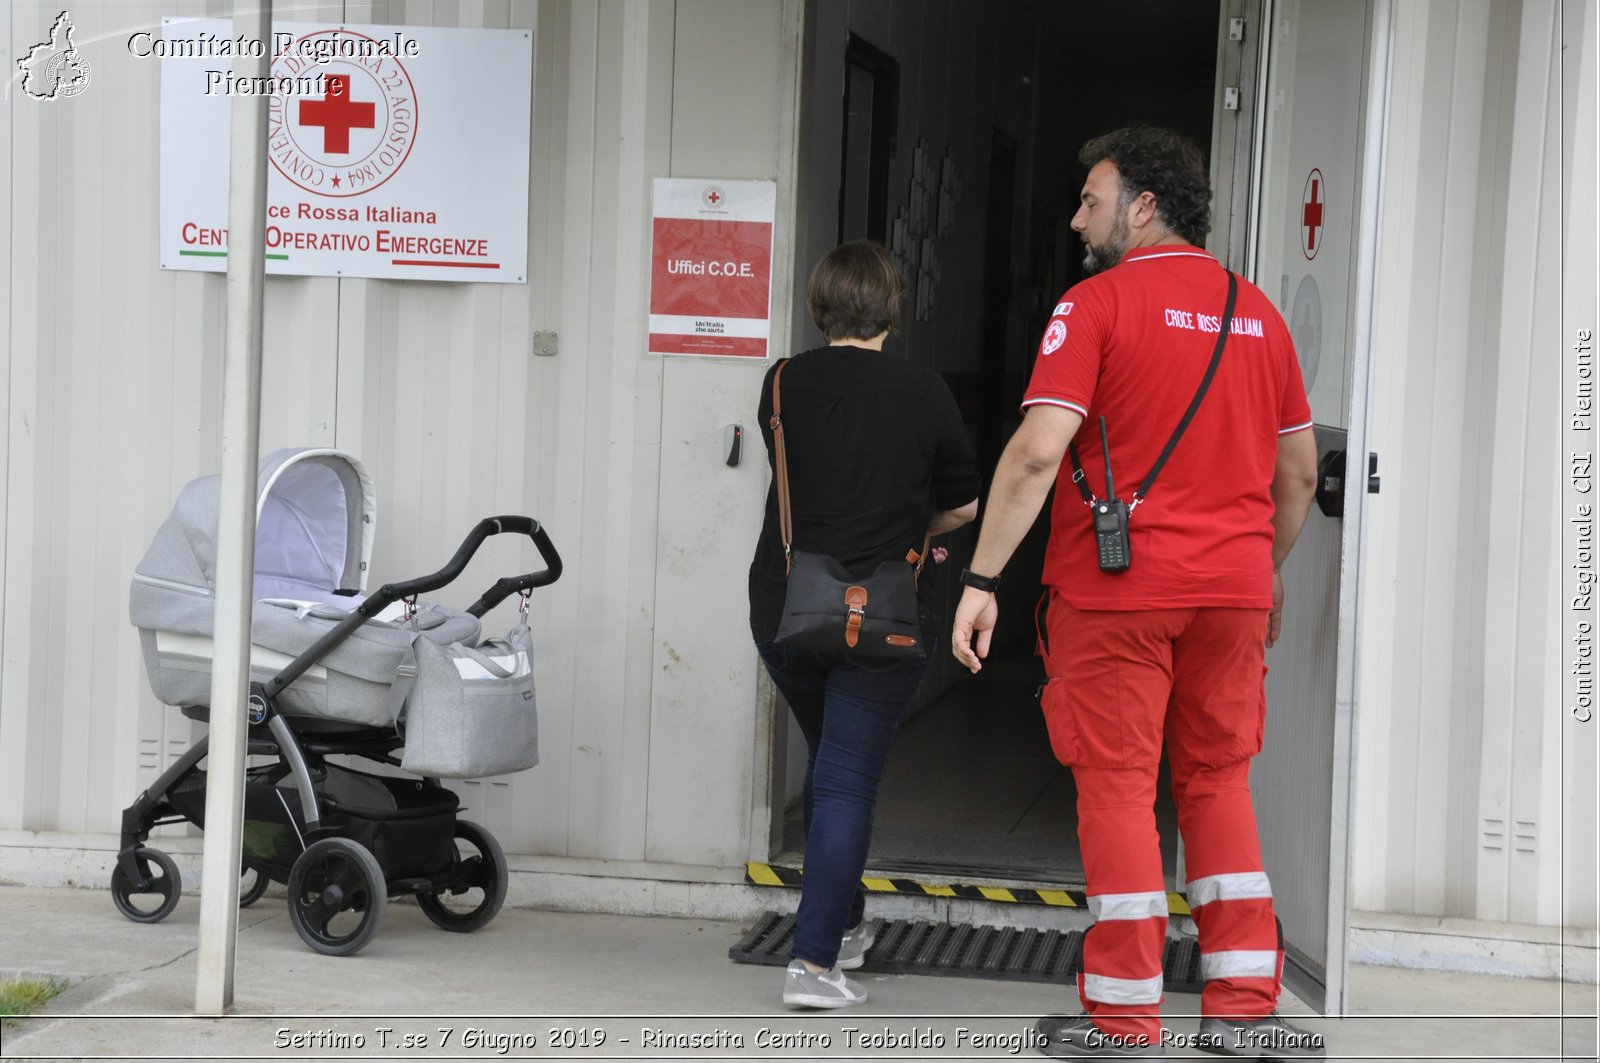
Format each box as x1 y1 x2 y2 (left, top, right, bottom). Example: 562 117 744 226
844 585 868 648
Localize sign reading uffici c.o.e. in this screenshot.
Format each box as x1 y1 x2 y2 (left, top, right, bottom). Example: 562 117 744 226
648 178 776 358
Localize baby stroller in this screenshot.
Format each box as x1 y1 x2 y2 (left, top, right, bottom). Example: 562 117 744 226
115 448 562 956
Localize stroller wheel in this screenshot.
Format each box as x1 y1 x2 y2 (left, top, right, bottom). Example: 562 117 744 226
110 847 182 924
238 862 271 908
417 819 507 933
286 838 387 956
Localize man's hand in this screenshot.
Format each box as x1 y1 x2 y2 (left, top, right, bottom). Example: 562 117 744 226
1267 570 1284 648
952 586 998 673
945 404 1081 674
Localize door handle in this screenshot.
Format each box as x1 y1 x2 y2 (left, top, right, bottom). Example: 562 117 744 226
1367 451 1381 493
1315 449 1346 518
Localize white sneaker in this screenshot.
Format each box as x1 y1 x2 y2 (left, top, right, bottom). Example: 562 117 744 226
782 960 867 1008
836 921 877 970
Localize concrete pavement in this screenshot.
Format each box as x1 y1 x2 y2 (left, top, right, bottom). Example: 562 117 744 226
1 885 1595 1061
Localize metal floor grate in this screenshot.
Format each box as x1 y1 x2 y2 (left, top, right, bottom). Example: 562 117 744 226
730 911 1204 992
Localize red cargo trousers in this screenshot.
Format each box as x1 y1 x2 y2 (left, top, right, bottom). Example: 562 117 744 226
1040 594 1284 1043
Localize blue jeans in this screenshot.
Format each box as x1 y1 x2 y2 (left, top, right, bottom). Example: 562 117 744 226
757 638 934 968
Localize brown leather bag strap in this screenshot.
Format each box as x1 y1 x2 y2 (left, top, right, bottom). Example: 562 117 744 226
906 531 932 583
770 359 794 575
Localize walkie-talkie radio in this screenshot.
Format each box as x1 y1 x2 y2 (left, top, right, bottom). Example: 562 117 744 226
1091 417 1132 573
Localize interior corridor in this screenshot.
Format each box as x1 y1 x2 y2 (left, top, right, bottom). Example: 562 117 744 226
781 659 1182 887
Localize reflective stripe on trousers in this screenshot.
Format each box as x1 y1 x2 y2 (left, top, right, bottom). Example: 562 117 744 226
1200 948 1281 981
1088 890 1170 922
1081 971 1165 1006
1186 871 1272 908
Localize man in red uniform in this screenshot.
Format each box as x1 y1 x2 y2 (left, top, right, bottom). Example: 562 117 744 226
951 127 1323 1059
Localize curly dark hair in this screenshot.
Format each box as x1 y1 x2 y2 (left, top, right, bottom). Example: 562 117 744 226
1079 126 1212 245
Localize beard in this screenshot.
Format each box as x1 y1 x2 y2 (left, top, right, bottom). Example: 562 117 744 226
1081 209 1131 276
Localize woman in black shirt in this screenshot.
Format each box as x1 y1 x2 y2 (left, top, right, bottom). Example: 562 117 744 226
749 241 979 1008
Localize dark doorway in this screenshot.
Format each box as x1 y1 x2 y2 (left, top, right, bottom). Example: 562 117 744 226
838 33 899 244
787 0 1222 887
977 129 1017 480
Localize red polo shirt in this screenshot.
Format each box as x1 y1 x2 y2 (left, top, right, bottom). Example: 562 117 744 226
1022 247 1312 609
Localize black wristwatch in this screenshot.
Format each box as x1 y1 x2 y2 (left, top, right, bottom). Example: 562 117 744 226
959 568 1002 593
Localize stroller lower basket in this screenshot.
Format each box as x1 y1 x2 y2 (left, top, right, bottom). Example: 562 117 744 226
168 762 460 881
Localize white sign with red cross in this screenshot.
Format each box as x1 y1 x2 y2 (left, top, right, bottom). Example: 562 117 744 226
158 19 533 283
1301 168 1325 261
648 179 776 358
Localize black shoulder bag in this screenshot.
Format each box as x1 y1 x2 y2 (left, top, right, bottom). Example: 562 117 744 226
1068 268 1239 573
768 359 930 659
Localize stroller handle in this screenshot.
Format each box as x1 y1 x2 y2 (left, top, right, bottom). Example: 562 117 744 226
465 519 564 617
261 517 561 699
376 516 563 608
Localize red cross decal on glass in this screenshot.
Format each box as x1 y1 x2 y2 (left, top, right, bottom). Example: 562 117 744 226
299 75 376 155
1302 169 1324 260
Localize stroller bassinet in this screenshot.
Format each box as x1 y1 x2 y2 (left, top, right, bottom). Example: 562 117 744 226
114 448 562 955
130 448 481 726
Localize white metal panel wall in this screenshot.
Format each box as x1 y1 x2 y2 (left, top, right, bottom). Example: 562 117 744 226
1352 0 1590 930
1478 0 1580 929
1 0 274 833
0 0 13 835
294 0 709 863
1560 0 1598 935
555 0 674 861
1352 0 1500 920
0 0 797 872
335 0 797 869
648 0 787 865
327 0 574 857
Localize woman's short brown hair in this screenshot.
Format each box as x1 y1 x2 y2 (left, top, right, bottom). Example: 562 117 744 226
806 241 906 341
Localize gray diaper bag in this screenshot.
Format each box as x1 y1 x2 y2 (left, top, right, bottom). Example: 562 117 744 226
391 623 540 779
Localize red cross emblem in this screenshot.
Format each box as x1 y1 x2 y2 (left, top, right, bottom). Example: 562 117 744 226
702 185 726 209
266 29 417 197
299 75 376 155
1301 168 1325 261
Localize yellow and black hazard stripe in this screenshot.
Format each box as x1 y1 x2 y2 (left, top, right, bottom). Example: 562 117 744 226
745 862 1190 915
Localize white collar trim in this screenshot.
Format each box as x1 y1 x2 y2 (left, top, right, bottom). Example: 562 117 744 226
1127 251 1215 263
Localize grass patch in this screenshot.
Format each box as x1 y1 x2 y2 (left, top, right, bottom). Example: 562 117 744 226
0 977 68 1025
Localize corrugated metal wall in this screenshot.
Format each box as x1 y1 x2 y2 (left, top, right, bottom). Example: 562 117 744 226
0 0 787 870
1560 0 1599 938
1352 0 1594 931
3 0 1591 942
651 0 789 865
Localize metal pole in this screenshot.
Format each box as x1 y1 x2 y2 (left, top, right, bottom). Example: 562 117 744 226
196 0 273 1016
